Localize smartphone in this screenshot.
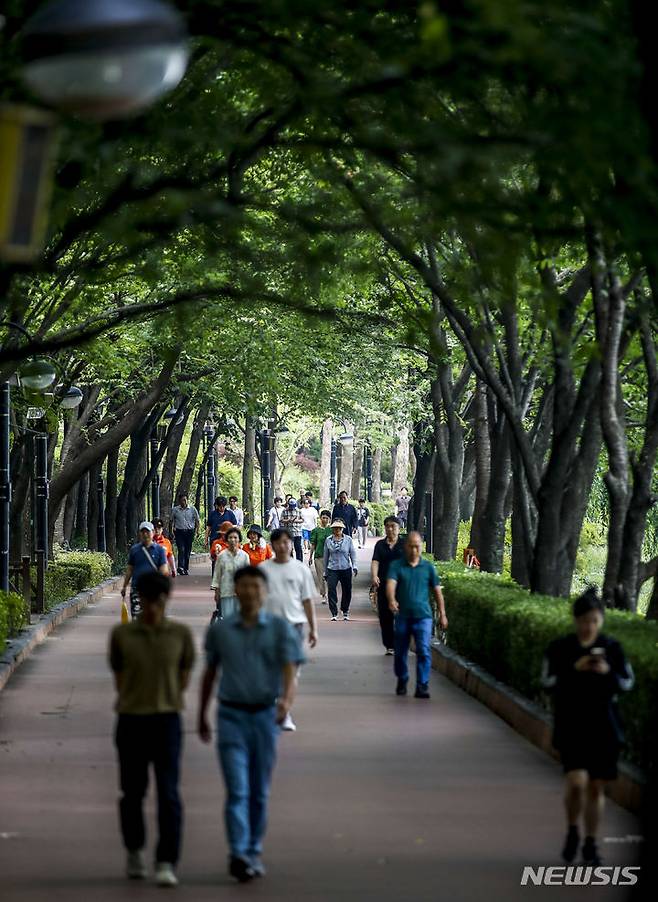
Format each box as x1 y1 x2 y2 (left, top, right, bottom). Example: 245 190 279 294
589 647 606 658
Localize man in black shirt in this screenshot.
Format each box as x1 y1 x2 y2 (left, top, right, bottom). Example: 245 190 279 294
331 491 358 539
370 516 404 654
541 587 634 866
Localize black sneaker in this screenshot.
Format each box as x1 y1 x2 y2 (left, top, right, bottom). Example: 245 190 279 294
562 826 580 863
414 683 431 699
582 836 602 866
229 856 256 882
395 679 408 696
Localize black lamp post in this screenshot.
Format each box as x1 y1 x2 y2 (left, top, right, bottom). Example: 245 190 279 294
97 474 106 553
0 346 57 593
329 438 337 504
363 442 373 502
260 429 273 522
0 383 11 592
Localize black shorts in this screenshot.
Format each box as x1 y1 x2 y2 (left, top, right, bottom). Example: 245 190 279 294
560 744 620 781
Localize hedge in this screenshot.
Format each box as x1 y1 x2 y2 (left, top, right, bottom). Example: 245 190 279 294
0 590 31 647
31 551 113 611
433 561 658 773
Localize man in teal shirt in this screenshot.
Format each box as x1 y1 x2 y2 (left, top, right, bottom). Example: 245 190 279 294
386 531 448 699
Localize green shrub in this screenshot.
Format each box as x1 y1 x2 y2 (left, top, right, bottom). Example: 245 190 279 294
434 561 658 772
54 550 112 587
366 501 394 536
0 590 30 636
32 563 79 609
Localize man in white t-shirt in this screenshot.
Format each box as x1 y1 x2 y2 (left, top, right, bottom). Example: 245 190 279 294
228 496 244 527
300 498 319 555
260 527 318 731
266 497 284 531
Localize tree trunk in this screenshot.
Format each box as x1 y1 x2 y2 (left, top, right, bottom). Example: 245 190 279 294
49 357 178 520
116 428 151 552
105 444 119 559
351 438 363 500
319 419 332 506
9 434 30 561
459 442 476 520
392 425 410 498
478 413 511 573
338 426 354 495
409 420 435 532
242 416 256 522
86 460 101 551
159 410 190 529
63 484 78 545
176 402 210 501
372 447 382 503
75 472 89 545
469 379 491 556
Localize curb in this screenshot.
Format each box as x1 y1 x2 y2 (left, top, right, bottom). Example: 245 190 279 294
431 640 645 814
0 576 123 694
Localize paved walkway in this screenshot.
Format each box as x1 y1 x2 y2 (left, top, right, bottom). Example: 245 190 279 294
0 541 640 901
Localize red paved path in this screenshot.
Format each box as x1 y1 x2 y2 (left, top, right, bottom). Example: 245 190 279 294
0 541 640 900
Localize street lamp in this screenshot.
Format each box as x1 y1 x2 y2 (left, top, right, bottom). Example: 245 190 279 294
60 385 83 409
21 0 189 121
19 359 57 391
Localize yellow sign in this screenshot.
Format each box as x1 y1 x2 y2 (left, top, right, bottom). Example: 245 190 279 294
0 104 56 263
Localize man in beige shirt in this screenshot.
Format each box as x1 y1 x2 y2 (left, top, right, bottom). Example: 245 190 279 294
109 571 195 887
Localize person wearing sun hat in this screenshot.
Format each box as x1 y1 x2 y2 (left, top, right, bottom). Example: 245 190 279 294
243 525 273 566
120 522 170 619
323 518 358 621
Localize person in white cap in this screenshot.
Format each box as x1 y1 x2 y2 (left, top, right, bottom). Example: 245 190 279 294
121 522 170 619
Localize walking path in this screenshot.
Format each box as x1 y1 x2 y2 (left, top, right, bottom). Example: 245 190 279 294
0 540 640 901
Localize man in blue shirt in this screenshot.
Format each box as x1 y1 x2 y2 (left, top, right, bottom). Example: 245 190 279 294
120 522 169 618
198 565 305 883
386 531 448 699
205 496 237 547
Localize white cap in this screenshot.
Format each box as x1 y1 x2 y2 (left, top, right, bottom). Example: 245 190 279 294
139 521 155 532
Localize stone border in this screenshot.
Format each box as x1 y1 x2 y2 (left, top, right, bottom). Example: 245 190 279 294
0 554 211 694
0 576 122 693
431 640 645 814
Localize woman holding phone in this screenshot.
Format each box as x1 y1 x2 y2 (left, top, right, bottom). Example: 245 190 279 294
541 587 634 866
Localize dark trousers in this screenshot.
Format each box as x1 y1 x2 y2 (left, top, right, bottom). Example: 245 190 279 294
175 529 194 571
377 590 394 649
292 536 303 561
326 568 353 616
115 713 183 865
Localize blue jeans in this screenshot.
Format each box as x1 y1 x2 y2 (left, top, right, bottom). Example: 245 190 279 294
216 705 279 859
393 616 433 686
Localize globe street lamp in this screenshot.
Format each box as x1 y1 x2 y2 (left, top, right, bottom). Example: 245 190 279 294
19 358 57 391
21 0 189 121
60 385 83 409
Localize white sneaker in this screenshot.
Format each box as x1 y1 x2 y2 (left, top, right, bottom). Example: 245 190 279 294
343 613 349 621
331 615 337 621
155 862 178 887
385 648 394 655
281 712 297 731
126 850 147 880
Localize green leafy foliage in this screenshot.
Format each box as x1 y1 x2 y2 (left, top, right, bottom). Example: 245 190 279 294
0 590 30 641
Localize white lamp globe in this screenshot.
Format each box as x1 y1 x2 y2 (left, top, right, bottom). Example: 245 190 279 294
21 0 189 120
20 359 57 391
61 385 83 409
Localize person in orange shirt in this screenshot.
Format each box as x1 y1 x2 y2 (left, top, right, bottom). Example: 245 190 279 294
243 525 273 566
153 519 177 577
211 521 232 564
